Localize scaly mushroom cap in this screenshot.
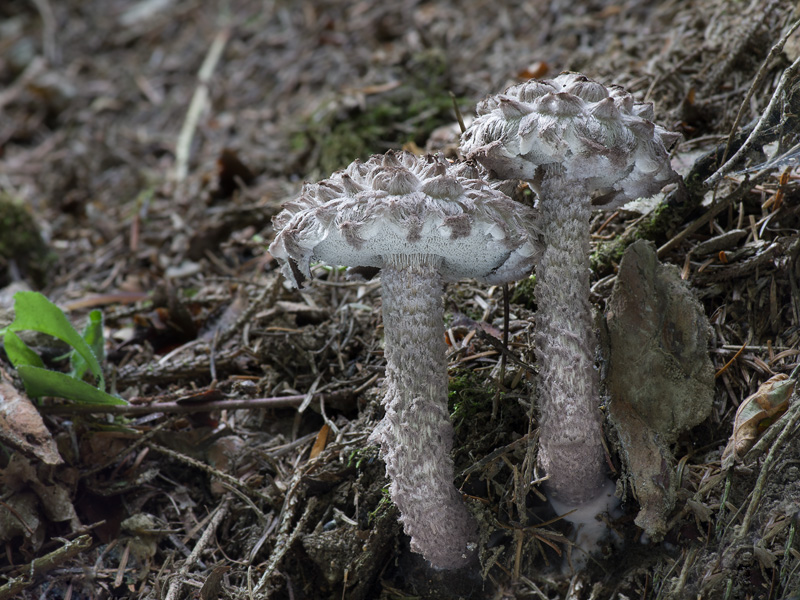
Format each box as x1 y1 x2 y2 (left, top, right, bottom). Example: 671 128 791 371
270 151 540 286
460 72 680 207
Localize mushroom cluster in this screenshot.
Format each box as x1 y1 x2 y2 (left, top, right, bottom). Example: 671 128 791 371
269 72 680 571
270 151 540 569
461 73 679 518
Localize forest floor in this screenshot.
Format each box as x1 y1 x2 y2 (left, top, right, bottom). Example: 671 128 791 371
1 0 800 599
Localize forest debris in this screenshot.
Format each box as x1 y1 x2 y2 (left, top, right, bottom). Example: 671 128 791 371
721 373 795 468
309 423 330 460
0 534 92 600
706 49 800 185
0 453 80 546
692 229 748 257
0 368 61 465
605 240 715 538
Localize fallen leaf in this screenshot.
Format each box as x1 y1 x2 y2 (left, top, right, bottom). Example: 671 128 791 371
518 61 549 79
309 423 330 460
721 373 795 467
200 564 231 600
0 369 62 465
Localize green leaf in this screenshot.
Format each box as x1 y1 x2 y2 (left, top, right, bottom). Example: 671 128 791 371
17 365 125 405
71 309 104 381
7 291 105 391
3 330 45 369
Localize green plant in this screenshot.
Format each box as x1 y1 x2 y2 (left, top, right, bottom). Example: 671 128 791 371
1 291 125 405
290 50 467 175
449 370 494 423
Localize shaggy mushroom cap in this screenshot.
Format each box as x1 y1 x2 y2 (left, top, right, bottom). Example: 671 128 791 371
269 151 540 285
460 72 680 207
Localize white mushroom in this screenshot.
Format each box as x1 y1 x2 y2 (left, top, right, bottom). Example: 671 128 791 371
269 151 541 569
461 73 679 556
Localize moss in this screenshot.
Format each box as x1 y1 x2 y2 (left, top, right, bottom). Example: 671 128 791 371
0 196 54 288
291 49 465 175
367 487 393 525
509 275 537 310
449 369 494 422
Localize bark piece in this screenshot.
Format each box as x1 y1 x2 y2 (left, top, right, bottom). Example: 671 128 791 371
606 239 714 538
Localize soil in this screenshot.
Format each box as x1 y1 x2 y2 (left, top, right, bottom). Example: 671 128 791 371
1 0 799 599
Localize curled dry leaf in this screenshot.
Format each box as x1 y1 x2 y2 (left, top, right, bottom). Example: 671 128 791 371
721 373 795 468
0 370 62 465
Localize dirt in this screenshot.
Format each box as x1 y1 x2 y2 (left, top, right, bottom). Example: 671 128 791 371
1 0 799 599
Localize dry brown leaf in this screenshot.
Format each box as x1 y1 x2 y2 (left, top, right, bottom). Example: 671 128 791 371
0 370 62 465
309 423 330 460
721 373 795 467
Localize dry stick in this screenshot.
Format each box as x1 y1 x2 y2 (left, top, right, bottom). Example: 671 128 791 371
173 27 231 182
718 17 800 168
254 497 319 596
146 442 275 506
30 0 59 65
38 390 354 416
164 495 232 600
706 50 800 186
0 535 92 600
657 169 771 258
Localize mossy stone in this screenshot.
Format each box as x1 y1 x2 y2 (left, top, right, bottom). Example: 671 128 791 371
0 196 54 288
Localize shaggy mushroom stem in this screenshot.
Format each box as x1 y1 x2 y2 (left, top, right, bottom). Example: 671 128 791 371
534 169 607 504
373 255 477 569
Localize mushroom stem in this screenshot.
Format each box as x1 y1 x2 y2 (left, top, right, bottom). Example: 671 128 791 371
371 255 477 569
534 173 607 505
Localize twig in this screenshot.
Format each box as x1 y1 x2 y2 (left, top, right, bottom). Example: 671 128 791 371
657 168 771 258
30 0 59 65
718 17 800 167
450 91 466 134
254 497 319 596
715 340 748 379
164 495 232 600
705 52 800 186
173 27 231 182
0 535 92 600
38 390 356 416
146 442 275 506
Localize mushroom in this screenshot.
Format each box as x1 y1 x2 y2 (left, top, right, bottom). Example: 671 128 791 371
460 73 679 550
269 151 541 569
